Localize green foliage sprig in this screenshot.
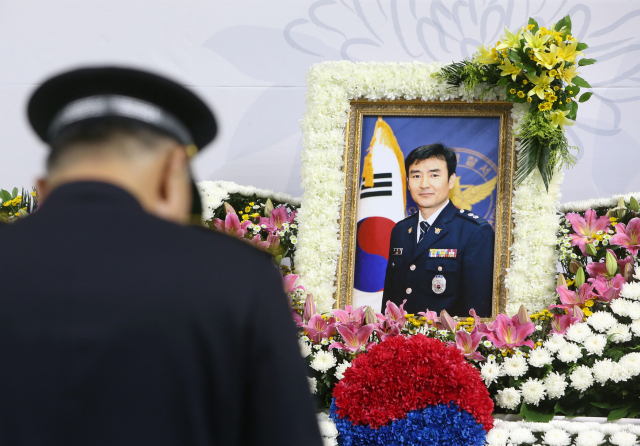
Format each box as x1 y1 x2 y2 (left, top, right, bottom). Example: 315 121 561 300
0 187 39 222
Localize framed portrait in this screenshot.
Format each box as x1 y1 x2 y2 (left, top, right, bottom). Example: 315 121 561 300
335 100 515 319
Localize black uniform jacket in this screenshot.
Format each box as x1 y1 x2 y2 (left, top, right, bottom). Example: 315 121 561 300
381 201 494 317
0 182 322 446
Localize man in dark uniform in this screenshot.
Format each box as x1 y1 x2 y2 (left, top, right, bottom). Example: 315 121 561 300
0 67 322 446
381 143 494 317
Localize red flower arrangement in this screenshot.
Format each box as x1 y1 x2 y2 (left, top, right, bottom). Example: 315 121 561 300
332 334 494 430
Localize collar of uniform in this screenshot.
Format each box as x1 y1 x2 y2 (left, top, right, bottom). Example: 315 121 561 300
42 181 145 212
418 199 450 227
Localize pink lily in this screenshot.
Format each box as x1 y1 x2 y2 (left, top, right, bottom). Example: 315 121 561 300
450 328 486 361
586 249 633 279
550 313 580 335
249 234 270 250
329 324 375 353
283 274 304 294
566 209 611 255
551 284 596 311
619 255 635 281
588 274 626 302
333 305 366 329
302 314 336 344
483 313 535 349
611 218 640 256
469 309 482 327
259 206 296 232
376 318 401 341
418 309 441 328
303 294 316 324
212 212 252 238
516 305 531 325
440 310 457 333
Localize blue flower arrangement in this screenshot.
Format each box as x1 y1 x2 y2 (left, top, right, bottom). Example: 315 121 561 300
329 400 486 446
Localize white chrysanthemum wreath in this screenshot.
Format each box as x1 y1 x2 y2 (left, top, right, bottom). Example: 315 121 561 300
295 61 563 314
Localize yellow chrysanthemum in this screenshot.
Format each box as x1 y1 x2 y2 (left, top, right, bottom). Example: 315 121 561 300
517 91 525 98
499 58 522 81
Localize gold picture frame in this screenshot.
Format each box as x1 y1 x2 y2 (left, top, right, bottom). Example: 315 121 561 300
335 100 515 319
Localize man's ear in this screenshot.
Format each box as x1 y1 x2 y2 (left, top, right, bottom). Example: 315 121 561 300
36 178 50 201
448 173 456 190
154 147 191 224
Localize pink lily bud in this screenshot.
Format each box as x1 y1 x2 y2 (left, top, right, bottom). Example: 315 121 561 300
223 202 236 215
263 198 274 218
557 273 567 289
623 262 634 282
303 294 316 323
440 310 457 332
364 306 377 325
516 305 530 325
569 260 582 274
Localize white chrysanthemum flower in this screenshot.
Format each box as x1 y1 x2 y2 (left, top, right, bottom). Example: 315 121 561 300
480 361 503 385
485 427 509 446
611 298 632 317
566 322 593 343
627 302 640 320
316 412 338 438
308 377 317 394
608 324 633 343
310 350 337 373
483 340 493 348
575 430 605 446
545 373 568 398
520 378 546 406
620 352 640 376
545 334 568 352
583 334 608 356
322 437 337 446
503 355 528 377
299 339 312 358
334 361 352 380
509 427 536 444
621 281 640 301
570 365 594 391
587 311 618 332
543 428 572 446
610 363 632 383
632 319 640 337
496 387 521 410
600 423 623 435
557 342 583 363
593 358 615 384
610 431 638 446
529 347 553 367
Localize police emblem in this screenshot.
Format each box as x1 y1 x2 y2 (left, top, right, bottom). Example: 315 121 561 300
432 275 446 294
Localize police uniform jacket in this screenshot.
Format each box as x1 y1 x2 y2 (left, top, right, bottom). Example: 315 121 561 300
381 201 494 317
0 182 322 446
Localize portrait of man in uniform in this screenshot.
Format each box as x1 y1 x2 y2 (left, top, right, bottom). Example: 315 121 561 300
350 113 504 317
380 144 495 317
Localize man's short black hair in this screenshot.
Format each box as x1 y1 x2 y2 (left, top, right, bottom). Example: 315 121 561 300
405 143 457 179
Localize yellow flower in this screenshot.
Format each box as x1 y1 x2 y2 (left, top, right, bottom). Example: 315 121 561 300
557 40 584 63
526 72 553 99
523 30 552 54
517 91 525 98
583 308 593 317
499 58 522 81
245 206 251 212
549 109 575 131
510 88 516 94
30 191 37 197
535 44 561 69
523 79 528 84
567 97 572 103
242 214 249 221
496 25 524 50
544 91 557 102
249 202 254 206
585 299 594 307
554 86 559 91
526 24 535 30
238 211 243 215
251 213 260 218
473 44 500 65
549 69 558 77
527 96 532 103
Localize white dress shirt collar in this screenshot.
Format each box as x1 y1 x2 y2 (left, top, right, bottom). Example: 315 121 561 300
417 199 449 243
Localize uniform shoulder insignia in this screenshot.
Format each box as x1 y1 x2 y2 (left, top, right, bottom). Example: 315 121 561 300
396 212 418 224
456 209 488 225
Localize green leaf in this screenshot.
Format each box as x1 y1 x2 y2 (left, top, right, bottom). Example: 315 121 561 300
568 100 579 120
590 401 623 409
579 92 593 103
11 187 18 198
554 15 572 34
571 76 592 88
0 189 12 203
578 58 597 66
576 42 589 51
528 18 539 34
497 77 510 86
509 51 522 63
565 86 580 97
537 145 552 192
608 406 632 421
519 402 555 422
514 135 540 187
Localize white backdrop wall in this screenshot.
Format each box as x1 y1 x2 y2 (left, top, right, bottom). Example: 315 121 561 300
1 0 639 203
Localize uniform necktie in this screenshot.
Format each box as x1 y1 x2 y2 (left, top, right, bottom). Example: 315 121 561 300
418 221 430 244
